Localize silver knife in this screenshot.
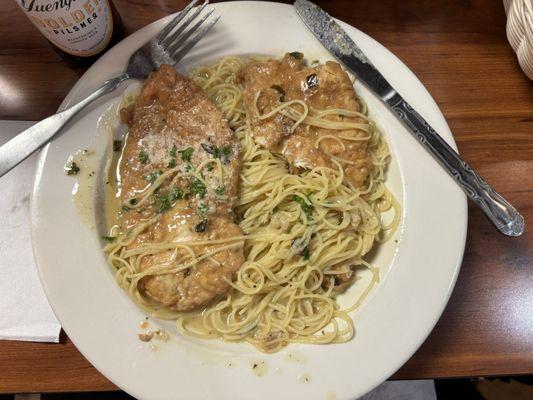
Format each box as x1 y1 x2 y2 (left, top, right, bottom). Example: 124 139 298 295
294 0 524 237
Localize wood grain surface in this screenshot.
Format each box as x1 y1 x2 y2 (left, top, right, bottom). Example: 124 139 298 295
1 0 532 393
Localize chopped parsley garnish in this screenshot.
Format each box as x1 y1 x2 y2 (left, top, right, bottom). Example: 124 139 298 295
306 73 318 89
102 235 116 242
201 143 232 164
169 187 184 201
201 142 216 155
293 194 314 217
221 145 232 157
219 145 232 164
198 203 209 216
169 145 177 158
152 187 186 214
291 238 310 259
214 186 225 196
179 147 194 162
185 163 194 172
146 171 162 183
302 247 310 261
155 193 173 214
139 150 149 164
168 145 177 168
272 205 279 213
113 140 122 152
271 85 286 102
195 219 208 232
206 163 214 172
289 51 303 59
189 178 207 199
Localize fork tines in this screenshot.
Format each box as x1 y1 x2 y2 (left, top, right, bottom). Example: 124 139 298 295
157 0 220 64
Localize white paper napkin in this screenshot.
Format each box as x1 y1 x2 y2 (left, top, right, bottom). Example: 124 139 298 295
0 120 61 343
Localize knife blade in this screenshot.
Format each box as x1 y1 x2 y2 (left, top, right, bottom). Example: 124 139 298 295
294 0 524 236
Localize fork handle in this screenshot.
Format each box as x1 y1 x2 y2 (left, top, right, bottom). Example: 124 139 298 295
0 73 129 179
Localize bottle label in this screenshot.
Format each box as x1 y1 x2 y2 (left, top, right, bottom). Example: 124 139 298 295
19 0 114 57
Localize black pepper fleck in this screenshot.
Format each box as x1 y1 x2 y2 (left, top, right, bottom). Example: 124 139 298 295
289 51 303 59
113 140 122 152
65 162 80 175
195 219 208 233
306 73 318 89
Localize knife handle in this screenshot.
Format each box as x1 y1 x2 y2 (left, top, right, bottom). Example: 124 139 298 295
388 93 524 236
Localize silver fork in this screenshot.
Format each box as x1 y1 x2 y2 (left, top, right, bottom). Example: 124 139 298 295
0 0 219 178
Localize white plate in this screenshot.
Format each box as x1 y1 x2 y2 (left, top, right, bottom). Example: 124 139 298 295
31 2 467 399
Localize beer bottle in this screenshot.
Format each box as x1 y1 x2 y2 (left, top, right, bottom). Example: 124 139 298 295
16 0 124 66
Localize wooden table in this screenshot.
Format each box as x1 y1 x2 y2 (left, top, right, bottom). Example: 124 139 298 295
1 0 532 394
